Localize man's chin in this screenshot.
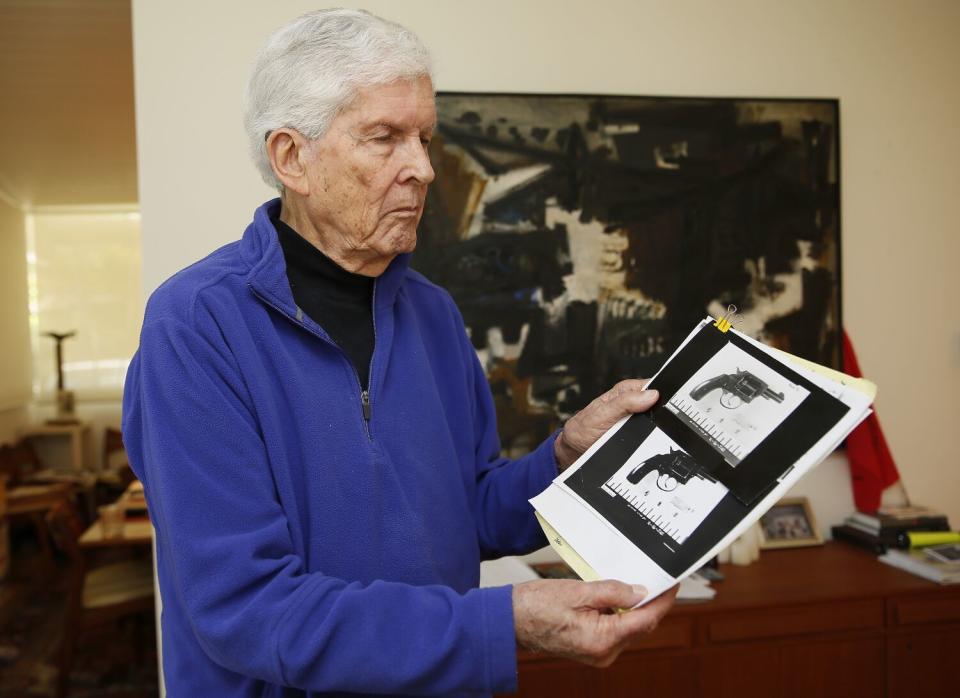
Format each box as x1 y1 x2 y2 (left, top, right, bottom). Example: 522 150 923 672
366 221 418 259
388 228 418 255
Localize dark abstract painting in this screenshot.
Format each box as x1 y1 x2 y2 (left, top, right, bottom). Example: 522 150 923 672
411 93 840 454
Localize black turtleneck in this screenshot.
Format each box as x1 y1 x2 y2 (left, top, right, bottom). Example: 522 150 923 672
273 216 375 391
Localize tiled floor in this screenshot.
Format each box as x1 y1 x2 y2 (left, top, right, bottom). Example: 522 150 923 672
0 536 158 697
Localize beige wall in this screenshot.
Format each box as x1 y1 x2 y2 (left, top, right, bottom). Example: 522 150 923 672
0 195 32 442
132 0 960 526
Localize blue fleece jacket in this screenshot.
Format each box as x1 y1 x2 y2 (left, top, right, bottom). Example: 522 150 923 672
122 199 559 696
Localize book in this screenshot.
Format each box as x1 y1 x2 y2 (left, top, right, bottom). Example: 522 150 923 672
531 316 875 605
844 517 950 537
842 517 950 547
848 507 949 535
879 549 960 584
878 504 947 520
831 524 887 554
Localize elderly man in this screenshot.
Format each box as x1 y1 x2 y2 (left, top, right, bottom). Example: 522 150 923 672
123 8 675 697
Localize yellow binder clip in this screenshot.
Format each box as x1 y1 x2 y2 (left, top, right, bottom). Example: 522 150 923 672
714 304 738 333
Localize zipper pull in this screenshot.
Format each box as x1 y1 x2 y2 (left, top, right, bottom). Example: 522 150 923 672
360 390 372 421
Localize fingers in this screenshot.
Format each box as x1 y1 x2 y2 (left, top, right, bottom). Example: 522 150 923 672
592 385 658 425
577 579 647 610
512 579 676 669
598 379 649 403
615 584 679 636
555 381 659 469
577 583 676 667
598 380 657 409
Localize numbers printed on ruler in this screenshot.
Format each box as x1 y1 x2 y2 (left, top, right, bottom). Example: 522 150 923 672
606 479 686 546
670 396 748 462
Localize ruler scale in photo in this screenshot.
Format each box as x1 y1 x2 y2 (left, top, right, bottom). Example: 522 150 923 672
603 479 694 545
667 397 746 464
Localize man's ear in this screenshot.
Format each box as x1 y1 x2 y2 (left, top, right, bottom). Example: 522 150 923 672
266 128 311 195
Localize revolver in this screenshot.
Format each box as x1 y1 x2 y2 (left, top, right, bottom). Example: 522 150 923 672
689 369 784 409
626 448 706 492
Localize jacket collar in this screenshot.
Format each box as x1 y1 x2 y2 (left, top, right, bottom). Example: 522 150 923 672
241 198 411 317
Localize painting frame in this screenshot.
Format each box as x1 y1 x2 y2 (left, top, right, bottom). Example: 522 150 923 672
414 91 842 455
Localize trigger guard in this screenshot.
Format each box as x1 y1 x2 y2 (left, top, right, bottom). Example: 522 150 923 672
720 393 741 409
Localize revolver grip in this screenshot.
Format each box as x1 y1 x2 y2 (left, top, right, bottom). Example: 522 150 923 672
690 374 730 401
626 462 654 485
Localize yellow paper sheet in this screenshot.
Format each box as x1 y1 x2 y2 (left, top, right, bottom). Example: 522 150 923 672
769 347 877 400
534 511 599 581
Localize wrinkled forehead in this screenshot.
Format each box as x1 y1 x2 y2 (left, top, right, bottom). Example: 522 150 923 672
339 75 437 130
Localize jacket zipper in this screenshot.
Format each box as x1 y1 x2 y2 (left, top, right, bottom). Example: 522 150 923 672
365 278 378 428
250 283 377 440
360 390 371 420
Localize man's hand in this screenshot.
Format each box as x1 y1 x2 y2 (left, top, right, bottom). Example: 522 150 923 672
555 380 659 470
512 579 678 667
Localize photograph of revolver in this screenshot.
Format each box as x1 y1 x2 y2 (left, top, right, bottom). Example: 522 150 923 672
689 369 785 409
625 448 708 492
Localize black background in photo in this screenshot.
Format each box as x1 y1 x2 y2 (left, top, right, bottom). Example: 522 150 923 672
647 324 849 505
565 415 753 577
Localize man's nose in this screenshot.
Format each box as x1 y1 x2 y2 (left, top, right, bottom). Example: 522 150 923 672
400 137 435 185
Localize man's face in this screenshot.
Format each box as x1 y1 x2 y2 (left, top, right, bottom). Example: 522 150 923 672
301 76 436 274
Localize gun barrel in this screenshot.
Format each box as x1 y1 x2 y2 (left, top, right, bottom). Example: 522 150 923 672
762 387 785 403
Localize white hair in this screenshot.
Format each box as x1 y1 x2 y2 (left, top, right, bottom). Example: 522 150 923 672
244 8 434 190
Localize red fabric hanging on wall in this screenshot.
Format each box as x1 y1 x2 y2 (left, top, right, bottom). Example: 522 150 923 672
843 331 900 512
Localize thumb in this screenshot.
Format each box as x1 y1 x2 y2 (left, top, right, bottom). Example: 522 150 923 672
627 388 659 412
580 580 648 610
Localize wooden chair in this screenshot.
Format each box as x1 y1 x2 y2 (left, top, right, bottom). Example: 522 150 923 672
45 499 154 698
96 428 135 506
1 441 73 566
0 440 44 485
102 428 127 471
0 443 23 485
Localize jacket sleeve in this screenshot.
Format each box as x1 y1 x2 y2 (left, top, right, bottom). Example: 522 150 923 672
123 315 518 694
464 335 560 559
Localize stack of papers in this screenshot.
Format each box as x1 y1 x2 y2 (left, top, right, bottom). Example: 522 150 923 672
678 573 716 601
879 548 960 584
532 317 875 605
480 554 716 601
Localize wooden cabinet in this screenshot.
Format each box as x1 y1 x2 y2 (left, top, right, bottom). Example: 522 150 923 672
887 630 960 697
516 660 603 697
886 592 960 697
509 544 960 697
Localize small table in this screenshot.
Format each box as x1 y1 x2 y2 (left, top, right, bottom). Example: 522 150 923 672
79 517 153 549
5 482 73 516
80 480 152 549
